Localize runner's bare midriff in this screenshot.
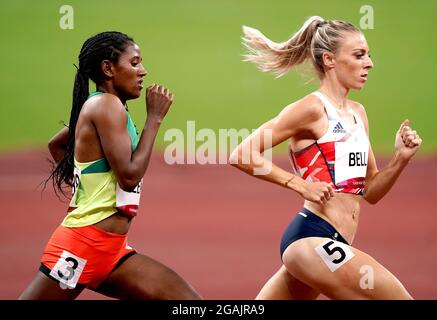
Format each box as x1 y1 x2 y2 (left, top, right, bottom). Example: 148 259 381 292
304 192 362 244
94 212 132 235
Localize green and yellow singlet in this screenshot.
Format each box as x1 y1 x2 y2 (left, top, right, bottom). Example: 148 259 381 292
62 92 142 228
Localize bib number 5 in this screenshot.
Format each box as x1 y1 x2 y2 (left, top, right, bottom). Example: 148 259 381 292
315 239 355 272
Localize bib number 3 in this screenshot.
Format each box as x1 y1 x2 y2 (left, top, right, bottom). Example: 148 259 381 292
314 239 355 272
49 250 87 289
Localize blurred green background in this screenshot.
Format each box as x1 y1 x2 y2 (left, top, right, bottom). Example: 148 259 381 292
0 0 435 154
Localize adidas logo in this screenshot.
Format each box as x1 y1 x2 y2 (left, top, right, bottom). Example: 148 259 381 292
333 122 346 134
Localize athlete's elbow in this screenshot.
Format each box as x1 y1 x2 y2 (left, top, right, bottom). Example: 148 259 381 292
47 140 55 157
47 137 55 150
363 192 379 205
119 181 138 192
118 175 141 192
229 147 241 168
48 137 60 154
366 198 379 205
48 139 65 164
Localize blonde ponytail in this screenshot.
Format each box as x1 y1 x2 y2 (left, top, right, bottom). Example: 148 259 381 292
242 16 361 78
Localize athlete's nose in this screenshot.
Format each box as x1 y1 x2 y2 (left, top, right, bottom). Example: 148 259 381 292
364 56 374 70
139 64 147 77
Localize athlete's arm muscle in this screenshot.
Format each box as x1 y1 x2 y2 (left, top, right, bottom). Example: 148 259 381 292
92 85 172 192
230 95 335 205
353 103 421 204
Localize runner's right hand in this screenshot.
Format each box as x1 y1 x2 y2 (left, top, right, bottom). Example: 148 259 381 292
146 84 173 123
300 181 335 205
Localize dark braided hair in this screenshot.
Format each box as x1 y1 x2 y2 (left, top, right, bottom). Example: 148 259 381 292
50 31 134 197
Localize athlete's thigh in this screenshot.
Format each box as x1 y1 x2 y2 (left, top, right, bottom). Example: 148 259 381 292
256 265 320 300
282 237 412 300
19 271 84 300
94 253 202 300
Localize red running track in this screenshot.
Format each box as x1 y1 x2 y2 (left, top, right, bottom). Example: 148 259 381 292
0 150 436 299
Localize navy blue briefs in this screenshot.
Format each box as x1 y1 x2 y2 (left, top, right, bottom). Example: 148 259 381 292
280 208 349 258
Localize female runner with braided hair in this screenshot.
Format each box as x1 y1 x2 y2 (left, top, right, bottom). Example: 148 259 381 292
230 16 421 299
19 31 201 300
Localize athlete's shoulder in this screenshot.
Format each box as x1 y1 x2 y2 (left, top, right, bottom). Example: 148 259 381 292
348 99 366 113
281 92 325 121
85 93 124 112
348 99 370 133
82 93 128 129
348 99 368 120
83 93 127 121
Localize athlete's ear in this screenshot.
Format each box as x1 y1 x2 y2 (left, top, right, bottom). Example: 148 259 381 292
101 60 114 78
322 52 335 70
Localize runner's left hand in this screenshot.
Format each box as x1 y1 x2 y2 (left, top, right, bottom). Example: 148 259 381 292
395 119 422 161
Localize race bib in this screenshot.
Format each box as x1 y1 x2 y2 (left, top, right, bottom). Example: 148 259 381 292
334 126 369 186
70 166 81 206
314 239 355 272
115 178 142 216
50 250 87 289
